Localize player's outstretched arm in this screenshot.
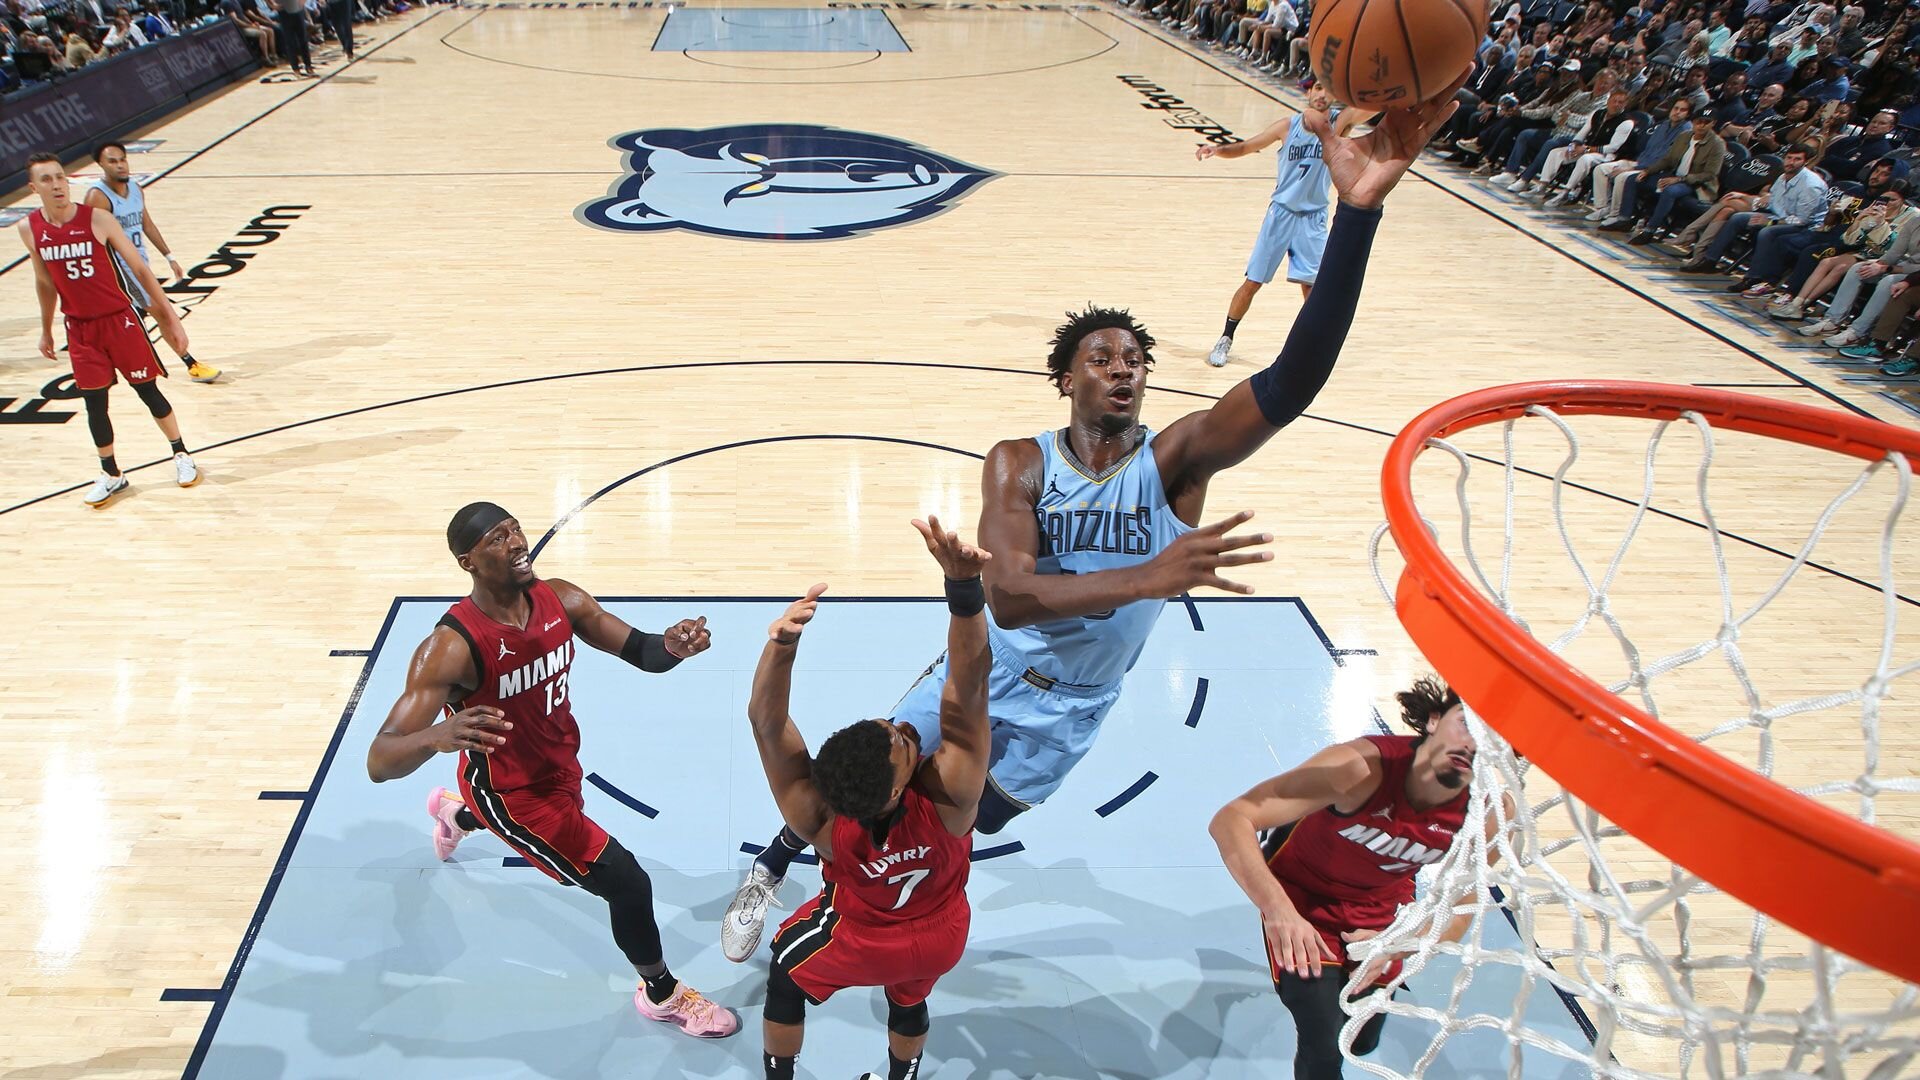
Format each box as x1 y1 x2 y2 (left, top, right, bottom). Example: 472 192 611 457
1210 739 1382 977
748 586 836 856
981 441 1276 626
548 577 710 673
909 516 994 836
1155 75 1470 489
367 628 510 782
1196 116 1289 161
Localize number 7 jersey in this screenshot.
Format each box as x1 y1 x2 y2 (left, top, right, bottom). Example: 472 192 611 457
438 580 583 791
821 785 971 928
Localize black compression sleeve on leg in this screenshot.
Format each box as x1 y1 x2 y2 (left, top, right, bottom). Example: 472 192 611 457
132 379 172 419
764 962 809 1025
620 628 683 673
885 996 930 1037
582 838 665 969
1247 204 1383 429
1276 968 1350 1080
81 388 114 450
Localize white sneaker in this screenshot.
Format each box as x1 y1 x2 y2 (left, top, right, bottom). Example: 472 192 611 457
1584 208 1608 222
174 452 200 488
83 472 128 508
1489 171 1518 186
1798 318 1842 337
721 863 785 963
1206 334 1233 367
1826 327 1866 348
1545 192 1570 207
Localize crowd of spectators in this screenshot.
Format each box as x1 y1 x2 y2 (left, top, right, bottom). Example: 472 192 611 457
2 0 419 93
1124 0 1920 379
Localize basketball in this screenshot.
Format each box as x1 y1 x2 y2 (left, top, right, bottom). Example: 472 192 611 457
1308 0 1487 110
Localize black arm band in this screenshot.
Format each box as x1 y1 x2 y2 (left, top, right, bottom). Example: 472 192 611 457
945 576 986 617
1248 202 1383 429
620 628 682 672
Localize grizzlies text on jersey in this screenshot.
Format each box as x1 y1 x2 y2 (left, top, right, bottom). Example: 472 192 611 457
987 426 1194 689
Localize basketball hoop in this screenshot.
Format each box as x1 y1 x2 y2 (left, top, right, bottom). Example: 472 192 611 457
1356 381 1920 1078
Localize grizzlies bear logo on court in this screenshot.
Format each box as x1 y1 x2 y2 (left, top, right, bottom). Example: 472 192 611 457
576 124 998 241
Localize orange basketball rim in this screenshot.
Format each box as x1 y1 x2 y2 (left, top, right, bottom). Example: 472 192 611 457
1380 380 1920 984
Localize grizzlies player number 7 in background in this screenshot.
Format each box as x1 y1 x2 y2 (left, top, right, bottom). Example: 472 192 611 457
722 73 1474 962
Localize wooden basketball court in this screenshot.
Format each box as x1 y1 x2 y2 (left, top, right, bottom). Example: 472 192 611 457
1 4 1913 1076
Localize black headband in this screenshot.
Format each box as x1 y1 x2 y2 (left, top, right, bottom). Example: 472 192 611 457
447 501 513 556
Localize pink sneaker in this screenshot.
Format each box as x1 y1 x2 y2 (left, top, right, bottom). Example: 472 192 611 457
427 787 474 861
633 983 740 1038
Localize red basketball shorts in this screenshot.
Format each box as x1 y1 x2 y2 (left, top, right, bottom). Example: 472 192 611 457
1262 877 1406 987
771 886 970 1008
458 773 610 887
66 308 164 391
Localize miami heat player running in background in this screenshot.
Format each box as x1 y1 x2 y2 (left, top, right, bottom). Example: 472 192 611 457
746 516 992 1080
365 502 739 1039
726 69 1473 962
17 151 200 508
1210 678 1512 1079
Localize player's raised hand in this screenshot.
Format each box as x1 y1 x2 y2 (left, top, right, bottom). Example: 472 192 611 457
770 584 829 645
1142 510 1274 597
912 514 992 580
1265 904 1340 978
1308 67 1471 210
663 616 710 659
428 705 511 755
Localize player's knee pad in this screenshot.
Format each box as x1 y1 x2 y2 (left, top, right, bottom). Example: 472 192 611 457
764 963 808 1026
885 997 929 1038
131 379 172 419
80 388 113 448
583 838 653 905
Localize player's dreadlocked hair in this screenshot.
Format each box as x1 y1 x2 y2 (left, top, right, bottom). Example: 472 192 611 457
1046 305 1156 396
1395 675 1460 737
812 719 898 821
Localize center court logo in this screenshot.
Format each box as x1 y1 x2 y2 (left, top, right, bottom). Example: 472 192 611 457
576 123 998 241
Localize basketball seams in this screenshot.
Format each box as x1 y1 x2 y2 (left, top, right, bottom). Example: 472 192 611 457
1392 0 1421 103
1308 0 1352 91
1343 0 1374 106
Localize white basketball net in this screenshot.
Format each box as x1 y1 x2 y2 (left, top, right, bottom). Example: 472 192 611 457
1355 403 1920 1079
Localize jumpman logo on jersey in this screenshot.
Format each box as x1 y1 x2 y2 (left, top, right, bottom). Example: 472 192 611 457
1372 807 1393 821
497 640 516 660
1041 478 1067 505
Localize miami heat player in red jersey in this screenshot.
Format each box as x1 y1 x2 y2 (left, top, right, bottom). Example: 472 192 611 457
1211 677 1512 1080
365 501 740 1040
746 516 992 1080
17 152 198 507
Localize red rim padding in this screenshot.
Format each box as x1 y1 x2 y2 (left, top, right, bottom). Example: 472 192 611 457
1382 381 1920 983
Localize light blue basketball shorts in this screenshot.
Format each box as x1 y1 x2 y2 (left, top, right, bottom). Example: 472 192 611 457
894 648 1123 808
1245 203 1328 285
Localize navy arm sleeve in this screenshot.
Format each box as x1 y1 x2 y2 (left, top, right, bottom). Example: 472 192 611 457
1247 202 1384 428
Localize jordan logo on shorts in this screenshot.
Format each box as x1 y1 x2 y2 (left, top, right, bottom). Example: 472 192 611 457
122 316 136 329
497 640 516 660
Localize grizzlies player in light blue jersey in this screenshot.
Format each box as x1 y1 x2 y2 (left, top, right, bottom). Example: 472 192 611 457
84 142 222 383
1197 84 1368 368
722 75 1470 965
